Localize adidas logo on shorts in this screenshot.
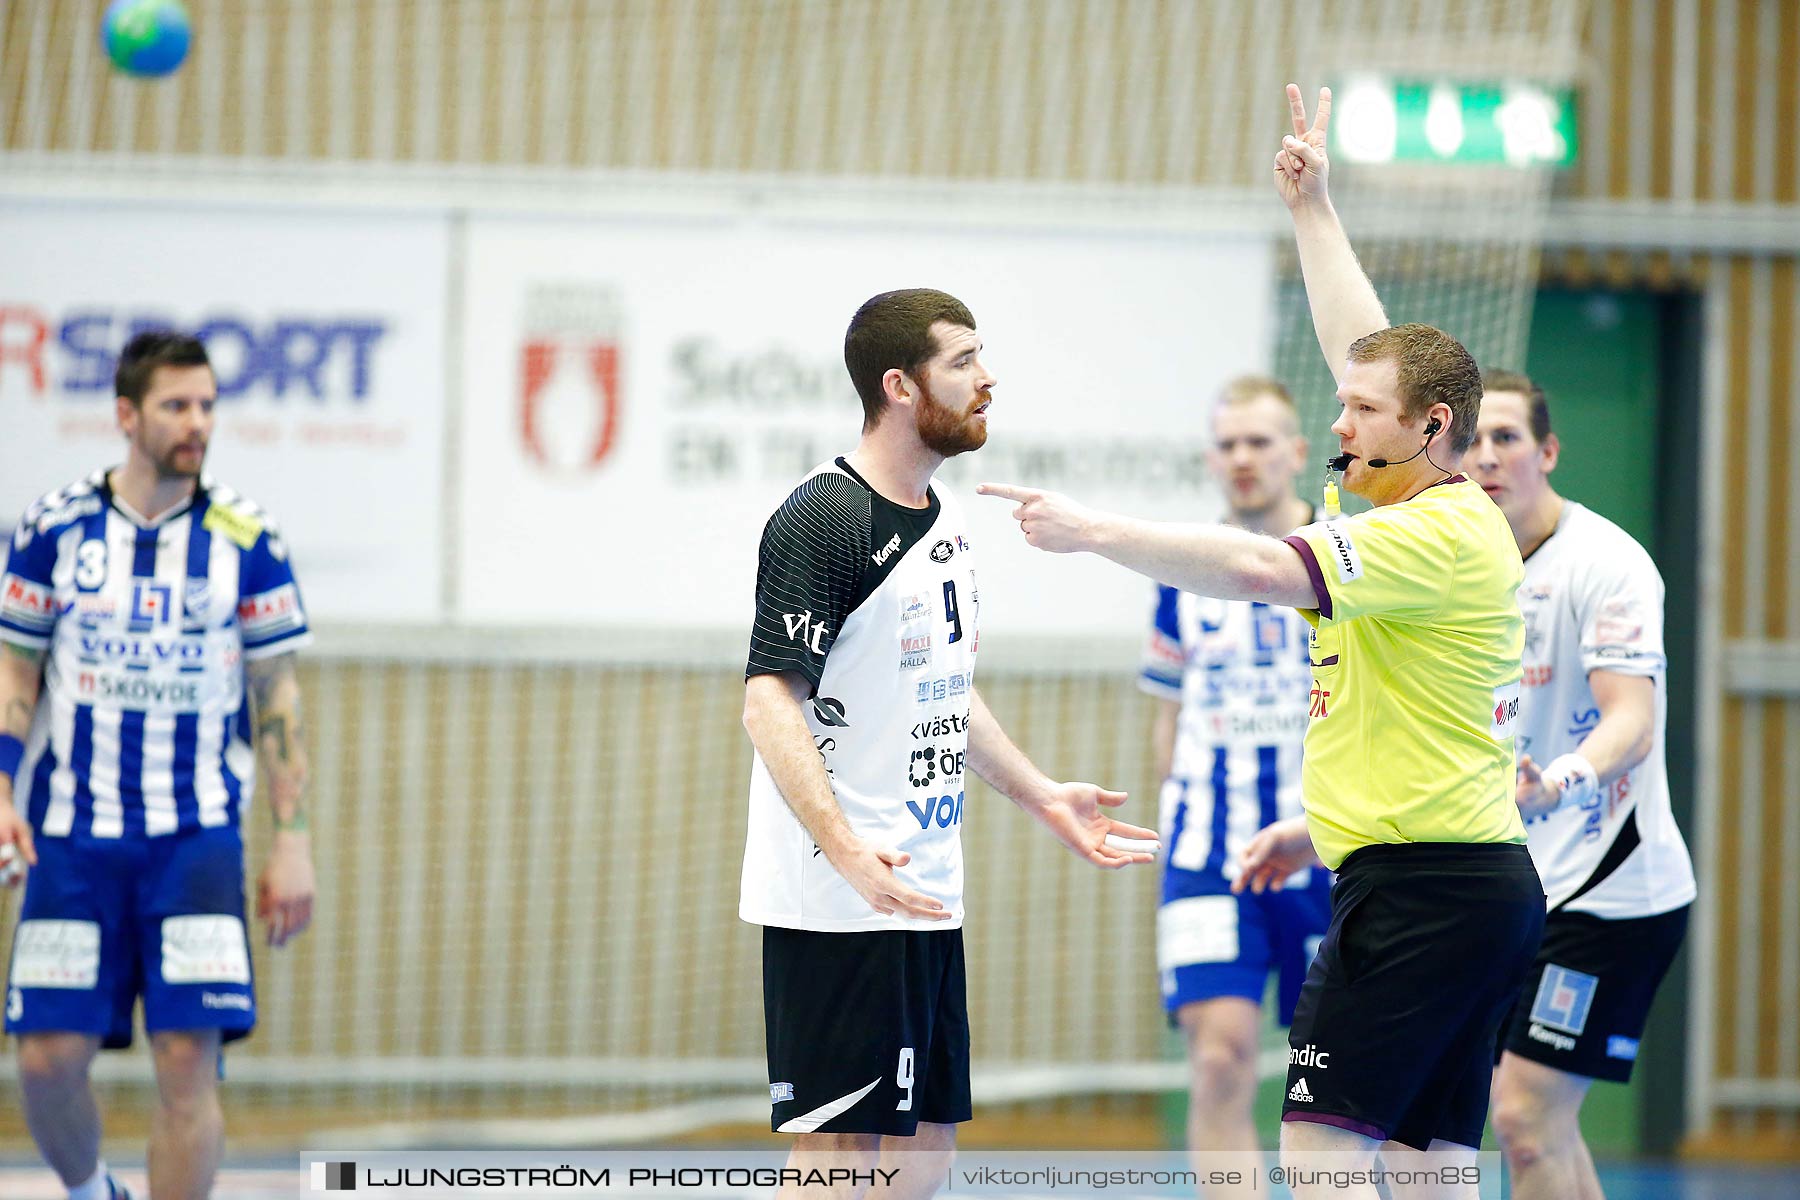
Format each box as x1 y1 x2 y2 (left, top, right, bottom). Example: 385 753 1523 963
1288 1077 1313 1103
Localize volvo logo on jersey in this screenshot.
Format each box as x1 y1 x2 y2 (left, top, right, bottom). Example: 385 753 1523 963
518 282 623 476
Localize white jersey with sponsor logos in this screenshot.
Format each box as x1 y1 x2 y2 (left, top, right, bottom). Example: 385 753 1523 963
1141 586 1313 883
741 459 980 932
0 470 311 840
1518 501 1694 917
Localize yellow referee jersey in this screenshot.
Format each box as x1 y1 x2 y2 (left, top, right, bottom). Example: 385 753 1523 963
1281 476 1527 870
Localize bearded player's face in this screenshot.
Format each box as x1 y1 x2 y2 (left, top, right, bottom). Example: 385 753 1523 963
912 322 995 457
119 364 216 482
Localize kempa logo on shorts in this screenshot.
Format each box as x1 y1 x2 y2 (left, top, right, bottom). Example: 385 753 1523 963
1322 522 1361 583
1288 1043 1330 1069
1527 1023 1576 1053
1288 1078 1314 1102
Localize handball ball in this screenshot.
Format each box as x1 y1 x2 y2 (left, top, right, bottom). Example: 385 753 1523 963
102 0 191 78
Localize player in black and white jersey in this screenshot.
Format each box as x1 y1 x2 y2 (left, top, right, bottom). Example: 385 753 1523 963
741 289 1157 1191
1470 372 1695 1200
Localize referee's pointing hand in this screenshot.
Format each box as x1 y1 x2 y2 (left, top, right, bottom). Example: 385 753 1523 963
977 482 1103 554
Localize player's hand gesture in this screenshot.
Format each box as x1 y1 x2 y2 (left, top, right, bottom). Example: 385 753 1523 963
1514 753 1559 821
976 483 1105 554
1232 816 1319 894
256 833 316 948
829 837 954 921
0 794 36 890
1274 84 1332 211
1030 781 1158 869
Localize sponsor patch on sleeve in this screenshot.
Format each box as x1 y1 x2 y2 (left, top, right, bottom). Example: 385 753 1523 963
1320 522 1362 583
1 574 57 632
238 584 304 642
204 503 265 550
160 915 252 985
10 920 101 989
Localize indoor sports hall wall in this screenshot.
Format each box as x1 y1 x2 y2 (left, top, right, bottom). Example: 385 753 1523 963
2 0 1798 1160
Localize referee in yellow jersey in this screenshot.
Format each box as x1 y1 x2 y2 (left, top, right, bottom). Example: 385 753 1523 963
978 86 1544 1197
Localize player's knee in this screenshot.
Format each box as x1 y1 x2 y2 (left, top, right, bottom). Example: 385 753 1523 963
1489 1090 1555 1167
1189 1036 1257 1106
150 1032 222 1108
16 1033 96 1091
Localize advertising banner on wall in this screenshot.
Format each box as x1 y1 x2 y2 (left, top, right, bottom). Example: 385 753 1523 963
457 215 1273 642
0 200 449 622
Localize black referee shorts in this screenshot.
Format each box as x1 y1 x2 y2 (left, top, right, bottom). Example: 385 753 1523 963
1501 904 1688 1083
762 926 972 1137
1281 842 1545 1150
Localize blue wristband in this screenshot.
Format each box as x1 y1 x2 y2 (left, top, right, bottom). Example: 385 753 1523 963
0 733 23 781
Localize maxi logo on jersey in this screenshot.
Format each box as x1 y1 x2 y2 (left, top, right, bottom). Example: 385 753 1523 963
899 633 931 671
1 576 55 627
0 307 390 403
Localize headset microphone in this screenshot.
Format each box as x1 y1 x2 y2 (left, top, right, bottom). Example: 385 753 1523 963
1324 417 1446 516
1366 417 1442 469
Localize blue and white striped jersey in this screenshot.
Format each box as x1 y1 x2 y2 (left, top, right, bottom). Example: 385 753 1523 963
0 470 311 840
1140 584 1312 882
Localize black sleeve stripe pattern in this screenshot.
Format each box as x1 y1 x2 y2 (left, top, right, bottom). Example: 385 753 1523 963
746 472 873 689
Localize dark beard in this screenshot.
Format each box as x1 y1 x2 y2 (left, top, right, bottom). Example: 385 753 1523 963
152 442 205 481
915 379 987 457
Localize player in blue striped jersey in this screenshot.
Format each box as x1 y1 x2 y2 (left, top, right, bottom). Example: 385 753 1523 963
0 331 317 1200
1138 377 1330 1173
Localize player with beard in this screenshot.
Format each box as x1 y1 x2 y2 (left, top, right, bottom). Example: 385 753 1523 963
0 331 317 1200
741 288 1157 1198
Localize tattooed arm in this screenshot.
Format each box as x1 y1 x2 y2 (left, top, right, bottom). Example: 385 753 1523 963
0 642 43 878
246 651 315 946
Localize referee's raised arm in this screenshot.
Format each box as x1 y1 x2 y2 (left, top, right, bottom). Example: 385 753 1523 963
1274 83 1388 383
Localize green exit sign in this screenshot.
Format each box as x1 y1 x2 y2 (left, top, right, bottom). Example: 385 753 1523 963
1329 78 1578 169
